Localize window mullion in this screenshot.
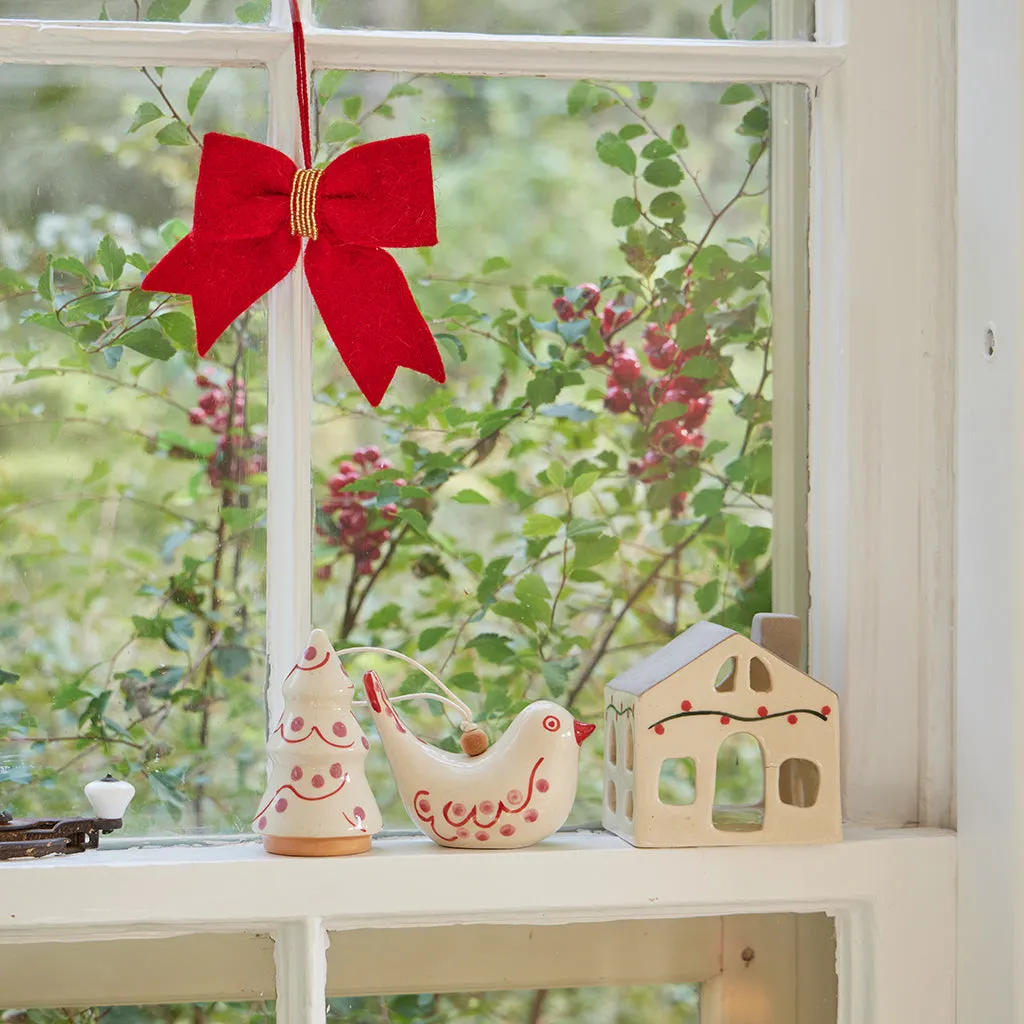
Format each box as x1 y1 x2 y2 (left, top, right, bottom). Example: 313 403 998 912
275 918 330 1024
265 34 314 736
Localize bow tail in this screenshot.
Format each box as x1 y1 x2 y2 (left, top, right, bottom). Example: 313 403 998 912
305 243 445 407
143 232 301 356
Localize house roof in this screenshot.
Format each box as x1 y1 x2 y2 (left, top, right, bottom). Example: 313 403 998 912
607 621 737 696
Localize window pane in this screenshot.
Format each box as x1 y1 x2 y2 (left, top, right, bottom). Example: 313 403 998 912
309 74 806 830
315 0 812 41
0 1005 273 1022
0 0 267 21
0 65 269 834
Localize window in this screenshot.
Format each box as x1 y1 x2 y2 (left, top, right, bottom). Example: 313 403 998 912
0 0 963 1020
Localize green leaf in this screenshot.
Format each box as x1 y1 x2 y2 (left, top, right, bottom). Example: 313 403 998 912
573 535 619 568
670 123 690 149
155 121 192 146
566 81 595 116
52 678 90 709
343 95 363 119
611 196 641 227
97 235 126 284
396 507 431 537
692 488 725 517
158 311 196 348
571 471 601 496
234 0 269 21
595 132 637 175
0 669 19 687
213 644 251 678
324 121 361 144
695 579 721 614
466 633 516 664
145 0 191 21
709 3 728 37
638 82 657 109
160 219 189 248
132 614 167 639
566 517 606 539
121 327 176 361
522 514 562 538
618 124 647 141
640 139 675 159
538 404 596 422
417 626 448 651
125 288 152 318
317 69 349 106
733 0 762 16
388 82 422 98
451 489 490 505
643 159 683 188
547 461 566 487
738 104 770 137
681 354 718 379
129 101 165 133
434 332 466 362
481 256 512 274
187 68 217 117
720 83 757 105
649 191 686 220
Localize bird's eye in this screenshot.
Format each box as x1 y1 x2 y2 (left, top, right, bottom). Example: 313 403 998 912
543 715 560 732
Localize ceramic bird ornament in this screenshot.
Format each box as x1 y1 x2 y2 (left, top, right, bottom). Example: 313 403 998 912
363 670 595 849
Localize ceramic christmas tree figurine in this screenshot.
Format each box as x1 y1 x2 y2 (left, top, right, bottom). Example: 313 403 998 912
254 629 382 856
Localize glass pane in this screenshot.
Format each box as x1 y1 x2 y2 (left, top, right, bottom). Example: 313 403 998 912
0 1005 273 1022
0 0 267 21
309 74 806 831
315 0 812 41
0 65 269 834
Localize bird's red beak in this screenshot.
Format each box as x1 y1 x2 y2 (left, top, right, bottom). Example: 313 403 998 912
574 720 596 746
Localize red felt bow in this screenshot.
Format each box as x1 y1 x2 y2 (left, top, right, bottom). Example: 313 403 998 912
141 131 445 407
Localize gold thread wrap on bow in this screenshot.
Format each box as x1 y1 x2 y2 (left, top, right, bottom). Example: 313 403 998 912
289 167 324 240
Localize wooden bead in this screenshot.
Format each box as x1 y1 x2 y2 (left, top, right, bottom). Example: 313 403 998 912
460 727 489 757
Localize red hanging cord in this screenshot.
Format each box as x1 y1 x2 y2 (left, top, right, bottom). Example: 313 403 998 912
289 0 313 168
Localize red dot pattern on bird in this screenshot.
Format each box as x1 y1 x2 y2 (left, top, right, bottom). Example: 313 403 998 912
412 756 549 843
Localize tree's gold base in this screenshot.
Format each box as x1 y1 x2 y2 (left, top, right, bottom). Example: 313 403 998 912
263 834 371 857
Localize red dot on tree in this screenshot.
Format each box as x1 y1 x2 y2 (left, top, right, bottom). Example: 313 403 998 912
361 736 370 750
821 705 832 716
480 800 495 815
333 721 347 737
500 824 516 837
304 646 316 660
275 798 288 813
258 816 267 830
757 706 768 718
654 723 665 735
788 714 798 725
720 715 730 725
290 717 304 731
291 766 303 781
353 806 365 821
536 779 549 793
681 700 692 712
312 774 325 788
330 763 343 779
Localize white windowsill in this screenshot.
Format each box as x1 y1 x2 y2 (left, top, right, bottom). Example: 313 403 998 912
0 826 954 943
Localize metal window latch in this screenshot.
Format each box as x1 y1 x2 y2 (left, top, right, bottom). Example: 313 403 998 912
0 774 135 861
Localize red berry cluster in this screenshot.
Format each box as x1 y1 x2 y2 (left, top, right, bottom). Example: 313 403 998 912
188 370 266 488
315 446 400 581
554 282 714 516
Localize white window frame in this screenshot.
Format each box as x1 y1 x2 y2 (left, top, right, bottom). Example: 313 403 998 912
0 0 980 1018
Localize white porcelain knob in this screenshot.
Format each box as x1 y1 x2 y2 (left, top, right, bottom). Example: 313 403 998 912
85 774 135 820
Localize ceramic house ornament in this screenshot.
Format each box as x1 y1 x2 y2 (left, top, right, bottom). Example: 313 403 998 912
254 629 382 856
603 613 840 848
364 671 595 849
